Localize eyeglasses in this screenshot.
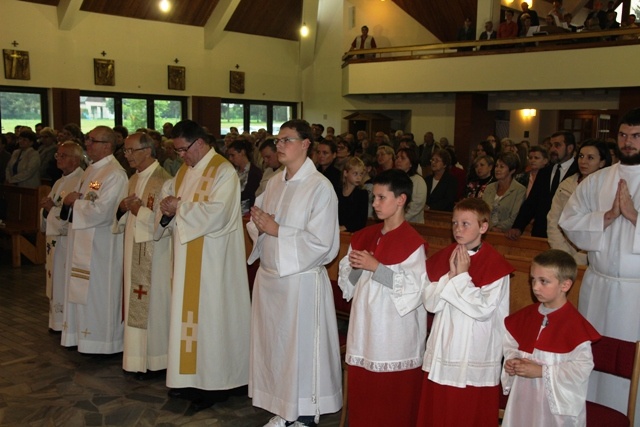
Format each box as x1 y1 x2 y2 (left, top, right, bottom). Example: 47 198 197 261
86 137 110 144
175 139 197 153
123 147 149 155
275 137 302 145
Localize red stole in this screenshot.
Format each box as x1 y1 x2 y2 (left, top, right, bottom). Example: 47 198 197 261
426 242 514 286
350 221 427 265
505 302 601 354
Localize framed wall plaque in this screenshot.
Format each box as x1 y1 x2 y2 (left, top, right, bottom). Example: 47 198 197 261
230 71 245 94
168 65 185 90
3 49 30 80
94 58 115 86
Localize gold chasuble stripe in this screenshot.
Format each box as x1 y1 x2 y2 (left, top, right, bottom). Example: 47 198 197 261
175 153 227 374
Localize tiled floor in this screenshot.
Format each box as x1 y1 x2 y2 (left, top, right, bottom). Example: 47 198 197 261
0 252 343 426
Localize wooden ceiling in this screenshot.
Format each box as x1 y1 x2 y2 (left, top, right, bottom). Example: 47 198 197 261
21 0 591 44
20 0 303 41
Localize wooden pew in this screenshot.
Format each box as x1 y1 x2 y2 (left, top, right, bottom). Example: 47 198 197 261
505 254 584 314
242 217 574 316
0 184 50 267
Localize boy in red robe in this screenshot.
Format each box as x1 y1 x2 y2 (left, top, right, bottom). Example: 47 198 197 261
501 249 600 426
394 198 514 426
339 169 427 426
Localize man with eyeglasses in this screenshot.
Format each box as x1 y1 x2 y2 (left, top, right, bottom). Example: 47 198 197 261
39 141 84 333
155 120 251 412
59 126 128 355
247 120 342 427
114 132 172 381
560 107 640 420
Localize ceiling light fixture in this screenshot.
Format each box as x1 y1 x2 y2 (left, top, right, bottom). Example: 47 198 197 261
300 23 310 37
159 0 171 13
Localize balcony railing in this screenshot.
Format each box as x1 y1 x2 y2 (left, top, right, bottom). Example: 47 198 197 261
342 27 640 66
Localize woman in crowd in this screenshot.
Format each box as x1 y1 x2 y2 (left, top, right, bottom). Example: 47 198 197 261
395 147 427 223
335 137 352 172
338 157 369 232
465 154 495 199
482 152 527 232
515 145 549 197
425 149 457 212
376 145 395 174
226 139 262 215
547 140 611 265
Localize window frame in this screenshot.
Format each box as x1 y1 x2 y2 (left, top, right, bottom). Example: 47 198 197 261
80 90 188 130
221 98 297 135
0 85 49 132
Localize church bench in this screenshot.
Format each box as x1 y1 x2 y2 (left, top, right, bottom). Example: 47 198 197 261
0 185 50 267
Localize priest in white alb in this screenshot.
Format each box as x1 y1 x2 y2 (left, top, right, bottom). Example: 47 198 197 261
114 132 172 380
39 141 84 332
156 120 251 412
60 126 128 354
559 107 640 426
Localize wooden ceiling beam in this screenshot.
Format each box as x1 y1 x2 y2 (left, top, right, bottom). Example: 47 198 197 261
57 0 83 30
204 0 241 50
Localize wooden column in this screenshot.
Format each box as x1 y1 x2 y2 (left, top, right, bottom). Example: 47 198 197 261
51 88 80 130
192 96 221 138
454 92 495 171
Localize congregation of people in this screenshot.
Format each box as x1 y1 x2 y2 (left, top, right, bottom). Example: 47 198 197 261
3 105 640 426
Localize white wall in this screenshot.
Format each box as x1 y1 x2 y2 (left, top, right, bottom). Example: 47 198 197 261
302 0 449 136
0 1 300 101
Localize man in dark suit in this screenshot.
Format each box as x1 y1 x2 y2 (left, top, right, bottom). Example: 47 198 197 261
506 131 578 239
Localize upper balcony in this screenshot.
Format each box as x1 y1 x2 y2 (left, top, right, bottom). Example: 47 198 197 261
341 27 640 96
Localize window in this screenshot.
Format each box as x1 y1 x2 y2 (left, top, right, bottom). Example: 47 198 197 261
80 91 187 132
0 87 48 133
81 95 115 129
221 103 244 134
221 99 296 135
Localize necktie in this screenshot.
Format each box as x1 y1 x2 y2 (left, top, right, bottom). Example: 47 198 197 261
12 150 22 175
550 165 560 195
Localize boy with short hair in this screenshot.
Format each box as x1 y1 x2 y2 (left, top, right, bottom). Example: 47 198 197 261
339 169 427 427
393 198 514 426
501 249 601 426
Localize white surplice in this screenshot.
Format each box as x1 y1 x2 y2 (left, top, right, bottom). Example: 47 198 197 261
501 334 593 427
40 167 83 331
339 245 427 371
156 149 251 390
61 155 128 354
247 158 342 422
559 162 640 423
116 161 172 373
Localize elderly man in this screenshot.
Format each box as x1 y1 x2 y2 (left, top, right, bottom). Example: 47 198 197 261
248 119 342 427
156 120 250 411
560 107 640 422
5 130 41 188
40 141 84 332
60 126 128 354
115 132 172 380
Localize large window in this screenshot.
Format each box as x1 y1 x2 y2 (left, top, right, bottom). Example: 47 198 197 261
221 99 297 135
81 92 187 132
0 87 48 133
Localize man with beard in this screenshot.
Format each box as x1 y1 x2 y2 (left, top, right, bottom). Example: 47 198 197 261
559 108 640 422
506 131 578 239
